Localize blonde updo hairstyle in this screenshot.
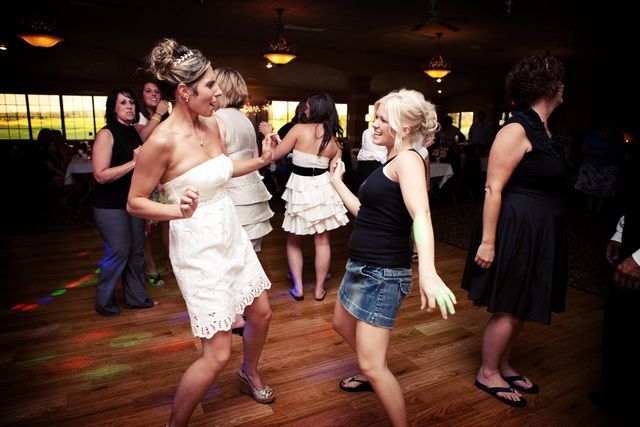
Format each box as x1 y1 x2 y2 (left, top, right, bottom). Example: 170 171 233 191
374 89 439 153
211 67 249 109
146 38 210 103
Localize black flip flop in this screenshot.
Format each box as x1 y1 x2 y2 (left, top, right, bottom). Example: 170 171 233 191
502 375 540 394
314 290 327 301
474 380 527 407
289 288 304 301
340 376 374 393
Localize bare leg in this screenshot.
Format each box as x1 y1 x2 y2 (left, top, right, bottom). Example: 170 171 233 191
356 321 406 427
231 314 246 329
287 233 304 297
159 221 173 273
333 298 369 388
240 291 272 389
313 232 331 299
168 331 232 427
476 313 523 402
499 320 535 390
499 320 524 369
144 234 158 275
332 299 358 352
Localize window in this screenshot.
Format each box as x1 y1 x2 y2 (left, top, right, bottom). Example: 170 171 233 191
28 94 63 139
267 100 296 134
93 96 107 131
447 111 474 138
0 93 109 140
336 103 348 136
0 94 30 140
63 96 96 140
267 100 348 137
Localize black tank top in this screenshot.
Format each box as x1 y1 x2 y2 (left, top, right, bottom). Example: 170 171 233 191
348 149 423 267
92 121 142 209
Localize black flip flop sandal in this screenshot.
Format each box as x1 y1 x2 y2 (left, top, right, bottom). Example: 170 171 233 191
502 375 540 394
474 380 527 407
340 376 374 392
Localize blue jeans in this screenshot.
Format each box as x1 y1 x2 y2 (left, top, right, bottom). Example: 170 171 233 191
93 207 153 316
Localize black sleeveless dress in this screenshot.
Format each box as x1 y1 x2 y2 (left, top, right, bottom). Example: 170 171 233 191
461 108 567 325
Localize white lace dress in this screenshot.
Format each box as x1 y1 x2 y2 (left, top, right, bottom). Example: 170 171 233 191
161 155 271 338
282 149 349 235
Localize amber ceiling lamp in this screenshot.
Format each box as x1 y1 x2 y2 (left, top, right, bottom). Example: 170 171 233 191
262 8 297 65
423 32 451 79
19 16 63 48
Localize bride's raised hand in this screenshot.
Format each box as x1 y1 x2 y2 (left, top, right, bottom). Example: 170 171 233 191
179 186 199 218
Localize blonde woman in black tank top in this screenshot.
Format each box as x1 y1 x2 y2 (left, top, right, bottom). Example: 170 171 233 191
329 89 456 426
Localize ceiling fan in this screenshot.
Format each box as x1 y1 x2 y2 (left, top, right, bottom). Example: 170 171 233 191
411 0 469 32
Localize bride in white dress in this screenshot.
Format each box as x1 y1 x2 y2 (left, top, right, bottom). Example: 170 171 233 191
127 39 276 426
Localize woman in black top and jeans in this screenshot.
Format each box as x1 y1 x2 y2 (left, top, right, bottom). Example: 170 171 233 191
330 89 456 426
92 87 155 316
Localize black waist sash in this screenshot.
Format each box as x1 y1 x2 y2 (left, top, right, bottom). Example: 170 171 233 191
290 164 328 176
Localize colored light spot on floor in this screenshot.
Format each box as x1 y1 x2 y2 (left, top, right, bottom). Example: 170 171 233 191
169 311 190 325
65 273 96 289
110 332 153 348
37 296 55 304
52 289 66 296
10 304 25 311
84 364 132 381
17 350 56 367
59 356 93 371
77 251 90 256
150 340 194 355
21 304 38 311
75 328 116 343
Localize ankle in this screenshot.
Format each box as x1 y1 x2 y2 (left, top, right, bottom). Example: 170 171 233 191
499 364 513 375
479 366 500 380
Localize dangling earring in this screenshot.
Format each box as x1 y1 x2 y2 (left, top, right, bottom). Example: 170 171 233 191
185 95 190 103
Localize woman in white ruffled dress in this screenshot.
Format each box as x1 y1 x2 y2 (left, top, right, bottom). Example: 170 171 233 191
261 93 349 301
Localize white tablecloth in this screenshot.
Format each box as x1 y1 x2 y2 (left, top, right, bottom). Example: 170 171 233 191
64 157 93 185
430 161 454 188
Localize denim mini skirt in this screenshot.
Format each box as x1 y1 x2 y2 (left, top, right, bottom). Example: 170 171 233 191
338 258 413 329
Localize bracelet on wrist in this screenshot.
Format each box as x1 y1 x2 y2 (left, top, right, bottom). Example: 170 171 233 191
150 114 161 122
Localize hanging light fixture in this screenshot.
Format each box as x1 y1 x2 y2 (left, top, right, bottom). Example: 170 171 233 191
423 32 451 79
19 15 64 48
262 8 297 65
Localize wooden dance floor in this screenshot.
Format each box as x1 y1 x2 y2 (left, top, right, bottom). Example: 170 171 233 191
1 213 614 425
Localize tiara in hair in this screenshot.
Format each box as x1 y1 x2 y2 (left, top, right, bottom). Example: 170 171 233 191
174 50 194 66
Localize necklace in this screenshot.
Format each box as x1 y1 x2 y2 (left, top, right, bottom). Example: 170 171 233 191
194 128 204 149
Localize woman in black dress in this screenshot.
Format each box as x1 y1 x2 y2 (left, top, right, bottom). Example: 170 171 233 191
461 54 566 407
